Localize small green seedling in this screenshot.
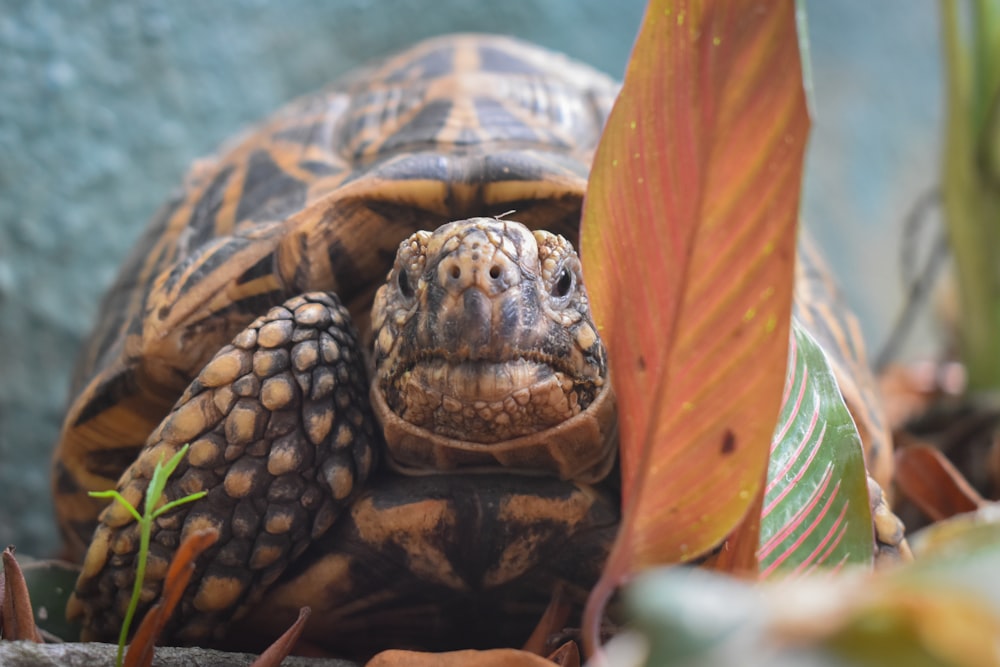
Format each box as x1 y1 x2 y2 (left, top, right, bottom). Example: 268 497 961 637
89 443 207 667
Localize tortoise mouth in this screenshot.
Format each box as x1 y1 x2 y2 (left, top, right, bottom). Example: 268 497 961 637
380 355 600 444
370 378 618 483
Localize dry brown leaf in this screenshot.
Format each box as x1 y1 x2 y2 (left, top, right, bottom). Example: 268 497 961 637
366 648 561 667
895 439 984 522
1 546 42 643
878 362 966 432
546 641 580 667
250 606 311 667
521 584 571 656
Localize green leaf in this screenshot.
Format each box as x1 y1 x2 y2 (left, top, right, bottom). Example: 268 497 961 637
146 443 191 516
88 490 142 523
941 0 1000 391
152 491 208 520
626 523 1000 667
907 505 1000 599
758 320 875 576
624 568 846 667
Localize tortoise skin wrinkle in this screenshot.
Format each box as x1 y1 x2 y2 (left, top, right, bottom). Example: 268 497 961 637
54 33 905 656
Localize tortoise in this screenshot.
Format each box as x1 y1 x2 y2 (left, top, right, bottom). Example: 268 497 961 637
51 33 905 657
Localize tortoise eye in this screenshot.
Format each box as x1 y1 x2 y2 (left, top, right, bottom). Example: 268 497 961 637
551 267 574 299
397 270 414 299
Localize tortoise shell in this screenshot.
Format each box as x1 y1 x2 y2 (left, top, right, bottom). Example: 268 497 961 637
53 33 619 560
54 34 625 653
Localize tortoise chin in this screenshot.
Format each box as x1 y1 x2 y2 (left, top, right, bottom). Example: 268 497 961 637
370 373 617 483
381 355 598 443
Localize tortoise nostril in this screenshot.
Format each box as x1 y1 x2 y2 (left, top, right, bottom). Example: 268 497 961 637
489 265 502 280
397 270 413 299
450 266 461 280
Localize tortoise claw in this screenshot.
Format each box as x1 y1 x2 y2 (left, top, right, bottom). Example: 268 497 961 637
867 474 912 566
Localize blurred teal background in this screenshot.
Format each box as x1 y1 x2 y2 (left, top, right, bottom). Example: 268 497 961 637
0 1 941 555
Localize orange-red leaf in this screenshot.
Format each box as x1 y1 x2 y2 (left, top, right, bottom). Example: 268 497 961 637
580 0 808 647
521 583 572 656
366 648 562 667
546 642 581 667
250 606 312 667
124 528 219 667
701 464 768 578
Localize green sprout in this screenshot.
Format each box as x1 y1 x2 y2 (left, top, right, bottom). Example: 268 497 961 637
89 443 207 667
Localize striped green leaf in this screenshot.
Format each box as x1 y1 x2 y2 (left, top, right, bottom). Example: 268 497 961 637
758 320 874 576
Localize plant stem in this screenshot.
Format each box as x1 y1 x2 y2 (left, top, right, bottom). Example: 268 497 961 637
116 513 150 667
91 444 205 667
941 0 1000 391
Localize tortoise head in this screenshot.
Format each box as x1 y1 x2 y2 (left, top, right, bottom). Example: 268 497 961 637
371 217 617 482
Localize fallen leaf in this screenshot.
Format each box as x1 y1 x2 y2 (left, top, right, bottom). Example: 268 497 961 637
250 606 311 667
521 583 571 656
1 546 43 642
896 440 984 522
547 641 581 667
366 648 562 667
877 362 966 434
